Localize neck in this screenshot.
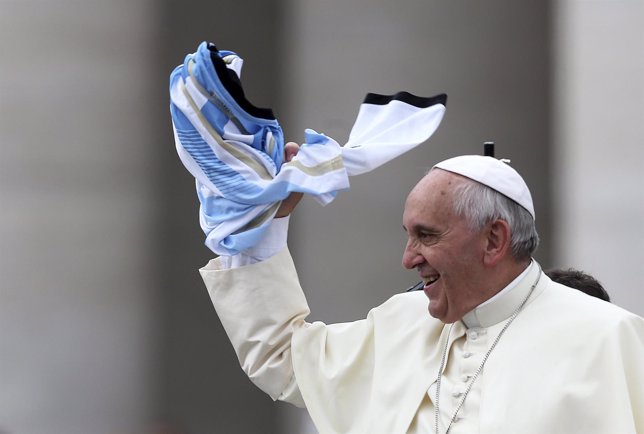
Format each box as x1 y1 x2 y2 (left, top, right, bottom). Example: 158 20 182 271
444 258 532 324
462 259 540 328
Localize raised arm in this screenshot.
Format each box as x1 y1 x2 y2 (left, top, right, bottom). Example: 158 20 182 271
199 142 307 406
200 242 309 407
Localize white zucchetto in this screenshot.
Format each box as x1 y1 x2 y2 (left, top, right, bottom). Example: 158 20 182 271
433 155 535 219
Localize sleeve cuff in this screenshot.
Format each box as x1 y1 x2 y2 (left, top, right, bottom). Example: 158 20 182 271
219 216 290 269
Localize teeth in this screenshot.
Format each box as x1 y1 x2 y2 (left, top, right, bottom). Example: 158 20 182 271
424 276 439 285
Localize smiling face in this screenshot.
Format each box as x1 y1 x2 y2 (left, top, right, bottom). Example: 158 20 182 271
402 170 491 323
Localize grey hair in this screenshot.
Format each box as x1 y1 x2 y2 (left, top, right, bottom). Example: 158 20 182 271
450 176 539 261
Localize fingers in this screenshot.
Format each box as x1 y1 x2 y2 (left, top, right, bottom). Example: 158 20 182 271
284 141 300 162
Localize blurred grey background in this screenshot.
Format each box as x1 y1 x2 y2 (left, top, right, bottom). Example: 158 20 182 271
1 0 642 433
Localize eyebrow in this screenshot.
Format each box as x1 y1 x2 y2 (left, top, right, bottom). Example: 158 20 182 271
403 223 441 235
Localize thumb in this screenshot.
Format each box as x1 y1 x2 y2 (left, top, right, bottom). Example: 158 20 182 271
284 141 300 162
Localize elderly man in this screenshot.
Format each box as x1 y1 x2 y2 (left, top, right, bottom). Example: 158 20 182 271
201 154 644 434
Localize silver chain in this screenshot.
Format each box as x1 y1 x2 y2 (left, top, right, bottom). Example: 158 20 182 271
434 266 541 434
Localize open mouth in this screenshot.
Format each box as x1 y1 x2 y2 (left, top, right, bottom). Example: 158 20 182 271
423 275 440 287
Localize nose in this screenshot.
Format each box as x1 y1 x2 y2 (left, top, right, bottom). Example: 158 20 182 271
402 239 424 270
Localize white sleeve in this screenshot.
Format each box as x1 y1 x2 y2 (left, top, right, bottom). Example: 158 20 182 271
218 216 290 269
200 247 308 407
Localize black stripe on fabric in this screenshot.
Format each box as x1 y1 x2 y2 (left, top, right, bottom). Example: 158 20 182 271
207 43 275 120
406 281 425 292
363 92 447 108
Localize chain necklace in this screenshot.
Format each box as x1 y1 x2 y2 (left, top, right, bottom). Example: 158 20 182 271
434 266 541 434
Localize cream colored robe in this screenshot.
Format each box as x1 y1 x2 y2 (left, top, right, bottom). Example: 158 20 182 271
201 248 644 434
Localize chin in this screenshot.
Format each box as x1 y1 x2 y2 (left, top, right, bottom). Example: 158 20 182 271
428 305 459 324
427 304 445 322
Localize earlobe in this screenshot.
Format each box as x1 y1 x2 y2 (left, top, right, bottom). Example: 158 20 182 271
483 220 511 266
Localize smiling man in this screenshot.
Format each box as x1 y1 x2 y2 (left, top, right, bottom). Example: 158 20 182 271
202 155 644 434
402 157 539 325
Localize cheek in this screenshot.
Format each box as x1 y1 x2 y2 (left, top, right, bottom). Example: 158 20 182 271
451 241 483 271
437 255 475 297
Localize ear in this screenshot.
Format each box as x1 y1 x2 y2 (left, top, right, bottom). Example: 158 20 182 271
482 219 512 266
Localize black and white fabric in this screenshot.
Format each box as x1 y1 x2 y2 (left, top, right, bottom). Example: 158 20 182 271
170 42 447 255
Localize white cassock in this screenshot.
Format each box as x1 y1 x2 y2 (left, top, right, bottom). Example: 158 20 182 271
201 245 644 434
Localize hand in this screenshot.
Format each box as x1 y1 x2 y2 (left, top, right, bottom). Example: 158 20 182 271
276 142 304 217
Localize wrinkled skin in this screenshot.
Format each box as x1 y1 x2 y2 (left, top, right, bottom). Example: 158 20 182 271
402 169 519 323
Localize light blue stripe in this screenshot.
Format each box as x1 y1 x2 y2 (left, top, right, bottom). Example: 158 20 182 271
189 44 285 167
200 100 239 136
175 130 261 198
170 43 350 255
199 195 256 225
218 224 273 255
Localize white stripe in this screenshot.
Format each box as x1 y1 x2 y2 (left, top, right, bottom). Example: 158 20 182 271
170 44 447 254
343 102 446 176
173 79 277 182
185 73 208 110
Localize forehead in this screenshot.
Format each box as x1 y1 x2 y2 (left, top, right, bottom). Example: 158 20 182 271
403 169 464 225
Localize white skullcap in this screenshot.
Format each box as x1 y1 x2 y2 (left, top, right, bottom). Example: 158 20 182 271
433 155 535 219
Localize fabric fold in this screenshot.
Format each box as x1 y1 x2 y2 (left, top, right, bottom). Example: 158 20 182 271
170 42 447 255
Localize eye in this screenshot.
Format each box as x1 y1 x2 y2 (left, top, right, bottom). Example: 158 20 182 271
417 231 437 244
418 231 429 239
403 225 441 246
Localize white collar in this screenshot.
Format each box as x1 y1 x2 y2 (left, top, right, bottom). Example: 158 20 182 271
461 260 538 328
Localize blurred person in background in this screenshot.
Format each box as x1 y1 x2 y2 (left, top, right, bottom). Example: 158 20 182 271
546 267 610 302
